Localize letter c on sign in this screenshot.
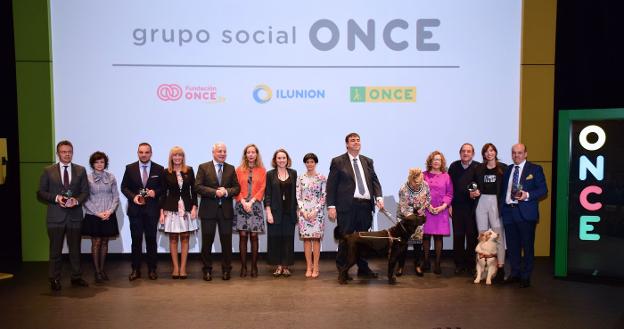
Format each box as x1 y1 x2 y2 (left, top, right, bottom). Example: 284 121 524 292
579 185 602 211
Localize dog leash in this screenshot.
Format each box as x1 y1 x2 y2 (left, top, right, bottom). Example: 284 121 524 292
379 209 409 235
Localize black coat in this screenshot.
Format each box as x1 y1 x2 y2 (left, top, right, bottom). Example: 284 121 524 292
160 167 198 212
264 168 297 224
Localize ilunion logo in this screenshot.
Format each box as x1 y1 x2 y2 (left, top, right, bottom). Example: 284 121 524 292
253 84 273 104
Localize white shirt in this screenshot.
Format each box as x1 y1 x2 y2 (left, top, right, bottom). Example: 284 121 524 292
348 153 372 200
58 162 72 186
505 160 526 204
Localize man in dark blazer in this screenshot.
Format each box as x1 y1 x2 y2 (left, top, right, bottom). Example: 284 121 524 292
327 132 384 278
121 142 164 281
499 143 547 288
448 143 480 275
195 142 240 281
37 140 89 291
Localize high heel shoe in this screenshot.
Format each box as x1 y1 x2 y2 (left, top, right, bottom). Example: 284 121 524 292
433 262 441 275
95 272 104 284
251 264 258 278
311 268 319 278
305 268 312 278
272 267 283 277
240 265 248 278
396 266 404 277
415 266 424 277
282 268 291 277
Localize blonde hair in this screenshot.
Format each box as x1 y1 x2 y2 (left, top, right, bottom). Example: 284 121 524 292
425 150 447 172
408 167 423 185
167 146 189 174
239 144 265 170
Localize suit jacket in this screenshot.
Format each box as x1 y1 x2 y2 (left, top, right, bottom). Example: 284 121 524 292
326 153 382 212
264 168 297 224
120 161 165 217
499 161 548 223
160 167 198 212
37 163 89 224
195 161 240 219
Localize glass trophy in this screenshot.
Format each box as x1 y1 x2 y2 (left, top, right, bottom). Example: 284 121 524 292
61 189 76 207
137 188 148 205
512 183 523 200
467 182 478 192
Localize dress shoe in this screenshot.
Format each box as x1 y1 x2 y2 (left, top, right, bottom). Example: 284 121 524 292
128 270 141 281
148 271 158 280
520 279 531 288
50 279 62 291
222 271 231 280
357 270 379 279
95 272 104 284
71 278 89 287
395 266 404 277
203 272 212 281
504 276 521 285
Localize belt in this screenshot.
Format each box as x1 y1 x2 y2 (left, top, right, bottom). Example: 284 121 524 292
506 203 518 208
353 198 370 204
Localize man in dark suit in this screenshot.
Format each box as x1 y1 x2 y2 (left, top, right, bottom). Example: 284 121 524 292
448 143 480 275
37 140 89 291
327 132 384 278
195 142 240 281
499 143 547 288
121 142 164 281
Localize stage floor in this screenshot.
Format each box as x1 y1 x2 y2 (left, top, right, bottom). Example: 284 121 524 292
0 257 622 329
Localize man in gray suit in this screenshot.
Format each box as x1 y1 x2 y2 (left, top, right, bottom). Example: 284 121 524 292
37 140 89 291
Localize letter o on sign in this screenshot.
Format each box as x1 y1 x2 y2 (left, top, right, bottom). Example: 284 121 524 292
579 125 606 151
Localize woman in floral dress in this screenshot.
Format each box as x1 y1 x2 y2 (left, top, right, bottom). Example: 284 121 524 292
296 153 327 278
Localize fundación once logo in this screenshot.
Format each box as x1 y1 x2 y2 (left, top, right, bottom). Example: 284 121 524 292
157 83 225 103
253 84 326 104
350 86 416 103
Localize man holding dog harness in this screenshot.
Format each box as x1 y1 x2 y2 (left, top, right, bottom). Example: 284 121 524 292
327 132 384 278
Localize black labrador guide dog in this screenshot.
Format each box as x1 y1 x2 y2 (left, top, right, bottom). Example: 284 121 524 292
334 212 425 284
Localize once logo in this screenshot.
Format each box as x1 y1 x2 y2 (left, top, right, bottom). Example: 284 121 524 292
350 86 416 103
253 84 273 104
157 84 183 101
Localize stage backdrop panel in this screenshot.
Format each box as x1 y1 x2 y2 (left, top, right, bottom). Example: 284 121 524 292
49 0 522 253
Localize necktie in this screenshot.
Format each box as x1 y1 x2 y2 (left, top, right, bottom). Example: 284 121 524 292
353 158 365 195
511 165 520 197
217 163 223 185
142 165 148 187
63 165 70 189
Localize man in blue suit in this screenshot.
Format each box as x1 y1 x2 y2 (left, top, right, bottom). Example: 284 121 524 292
499 143 547 288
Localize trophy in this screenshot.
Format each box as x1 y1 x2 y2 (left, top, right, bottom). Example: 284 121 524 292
511 183 523 200
467 182 478 192
60 189 76 207
136 188 148 205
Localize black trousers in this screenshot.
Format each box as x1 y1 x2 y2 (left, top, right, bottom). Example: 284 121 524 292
47 221 82 280
200 207 233 273
266 213 295 266
129 213 158 271
336 199 373 272
451 203 478 269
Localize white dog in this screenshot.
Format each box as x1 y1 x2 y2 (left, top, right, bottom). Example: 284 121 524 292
474 229 499 285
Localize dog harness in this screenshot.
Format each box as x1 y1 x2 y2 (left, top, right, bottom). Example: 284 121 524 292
478 253 497 261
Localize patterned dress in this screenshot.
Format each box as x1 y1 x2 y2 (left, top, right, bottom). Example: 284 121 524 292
296 173 327 239
397 181 431 241
233 167 266 233
423 171 454 235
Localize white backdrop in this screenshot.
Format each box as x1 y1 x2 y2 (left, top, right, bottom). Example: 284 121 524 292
50 0 522 253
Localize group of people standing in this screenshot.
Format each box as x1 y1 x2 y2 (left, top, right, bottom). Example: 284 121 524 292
37 133 546 291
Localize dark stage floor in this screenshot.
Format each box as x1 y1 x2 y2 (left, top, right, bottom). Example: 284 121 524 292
0 257 622 329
